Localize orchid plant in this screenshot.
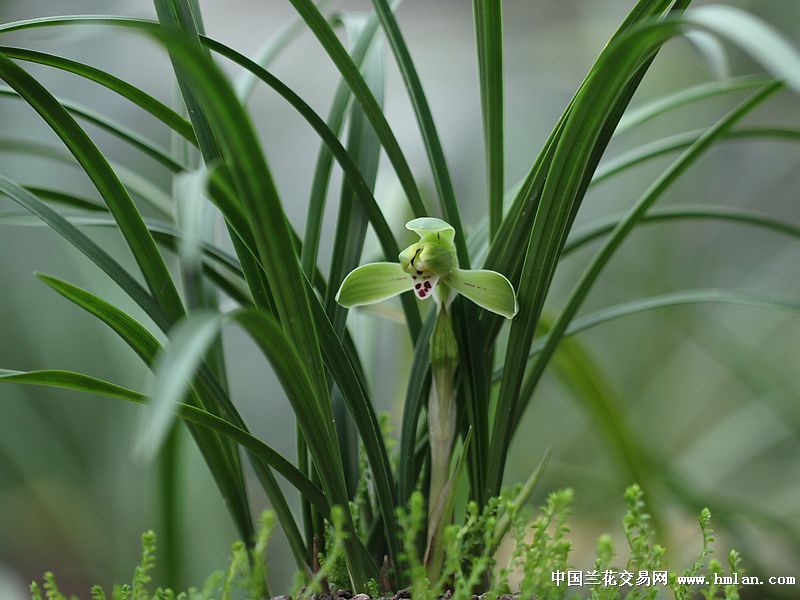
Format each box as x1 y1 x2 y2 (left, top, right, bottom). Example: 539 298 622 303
1 0 799 595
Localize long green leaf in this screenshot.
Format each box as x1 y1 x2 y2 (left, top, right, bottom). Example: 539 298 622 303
325 31 384 334
686 5 800 94
564 204 800 256
516 84 781 435
472 0 504 240
156 33 372 585
154 0 222 162
283 0 427 218
300 13 370 282
0 211 245 281
323 24 384 538
309 294 402 577
492 289 800 387
0 87 185 171
486 0 800 497
0 45 196 142
615 74 769 133
562 289 800 344
233 0 327 102
20 185 105 212
33 273 257 540
593 126 800 185
0 51 185 323
397 312 436 505
0 137 174 216
0 16 423 337
147 308 376 582
0 369 329 515
370 0 468 266
0 175 167 329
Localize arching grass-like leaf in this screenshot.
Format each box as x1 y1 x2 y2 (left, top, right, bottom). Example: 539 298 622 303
301 13 377 283
0 369 330 516
397 312 436 504
233 0 328 102
495 288 800 392
564 204 800 256
0 45 196 142
486 0 800 497
514 84 781 436
0 52 185 323
685 5 800 94
308 295 403 580
593 126 800 185
0 137 173 215
145 308 376 582
0 87 185 171
615 74 769 133
562 289 800 343
325 23 384 340
0 210 245 281
20 185 105 212
0 175 167 329
472 0 504 240
370 0 468 265
283 0 426 218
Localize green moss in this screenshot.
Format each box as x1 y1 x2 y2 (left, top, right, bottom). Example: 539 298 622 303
32 487 744 599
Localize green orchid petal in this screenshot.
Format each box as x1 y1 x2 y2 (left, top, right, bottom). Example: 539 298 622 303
446 268 518 319
335 262 414 308
406 217 455 244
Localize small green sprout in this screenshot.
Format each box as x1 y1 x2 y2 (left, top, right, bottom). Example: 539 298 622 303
335 217 518 318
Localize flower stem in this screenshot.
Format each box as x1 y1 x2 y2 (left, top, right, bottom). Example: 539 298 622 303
425 301 458 578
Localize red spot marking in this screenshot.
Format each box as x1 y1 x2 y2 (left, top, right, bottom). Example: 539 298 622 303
415 283 421 289
419 290 426 297
424 281 432 290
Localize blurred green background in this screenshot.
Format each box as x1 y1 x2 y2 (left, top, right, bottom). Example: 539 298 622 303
0 0 798 597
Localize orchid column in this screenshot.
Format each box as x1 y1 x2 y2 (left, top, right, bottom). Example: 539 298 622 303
336 217 517 571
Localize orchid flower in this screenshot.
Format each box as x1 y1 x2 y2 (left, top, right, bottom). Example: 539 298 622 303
335 217 518 319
